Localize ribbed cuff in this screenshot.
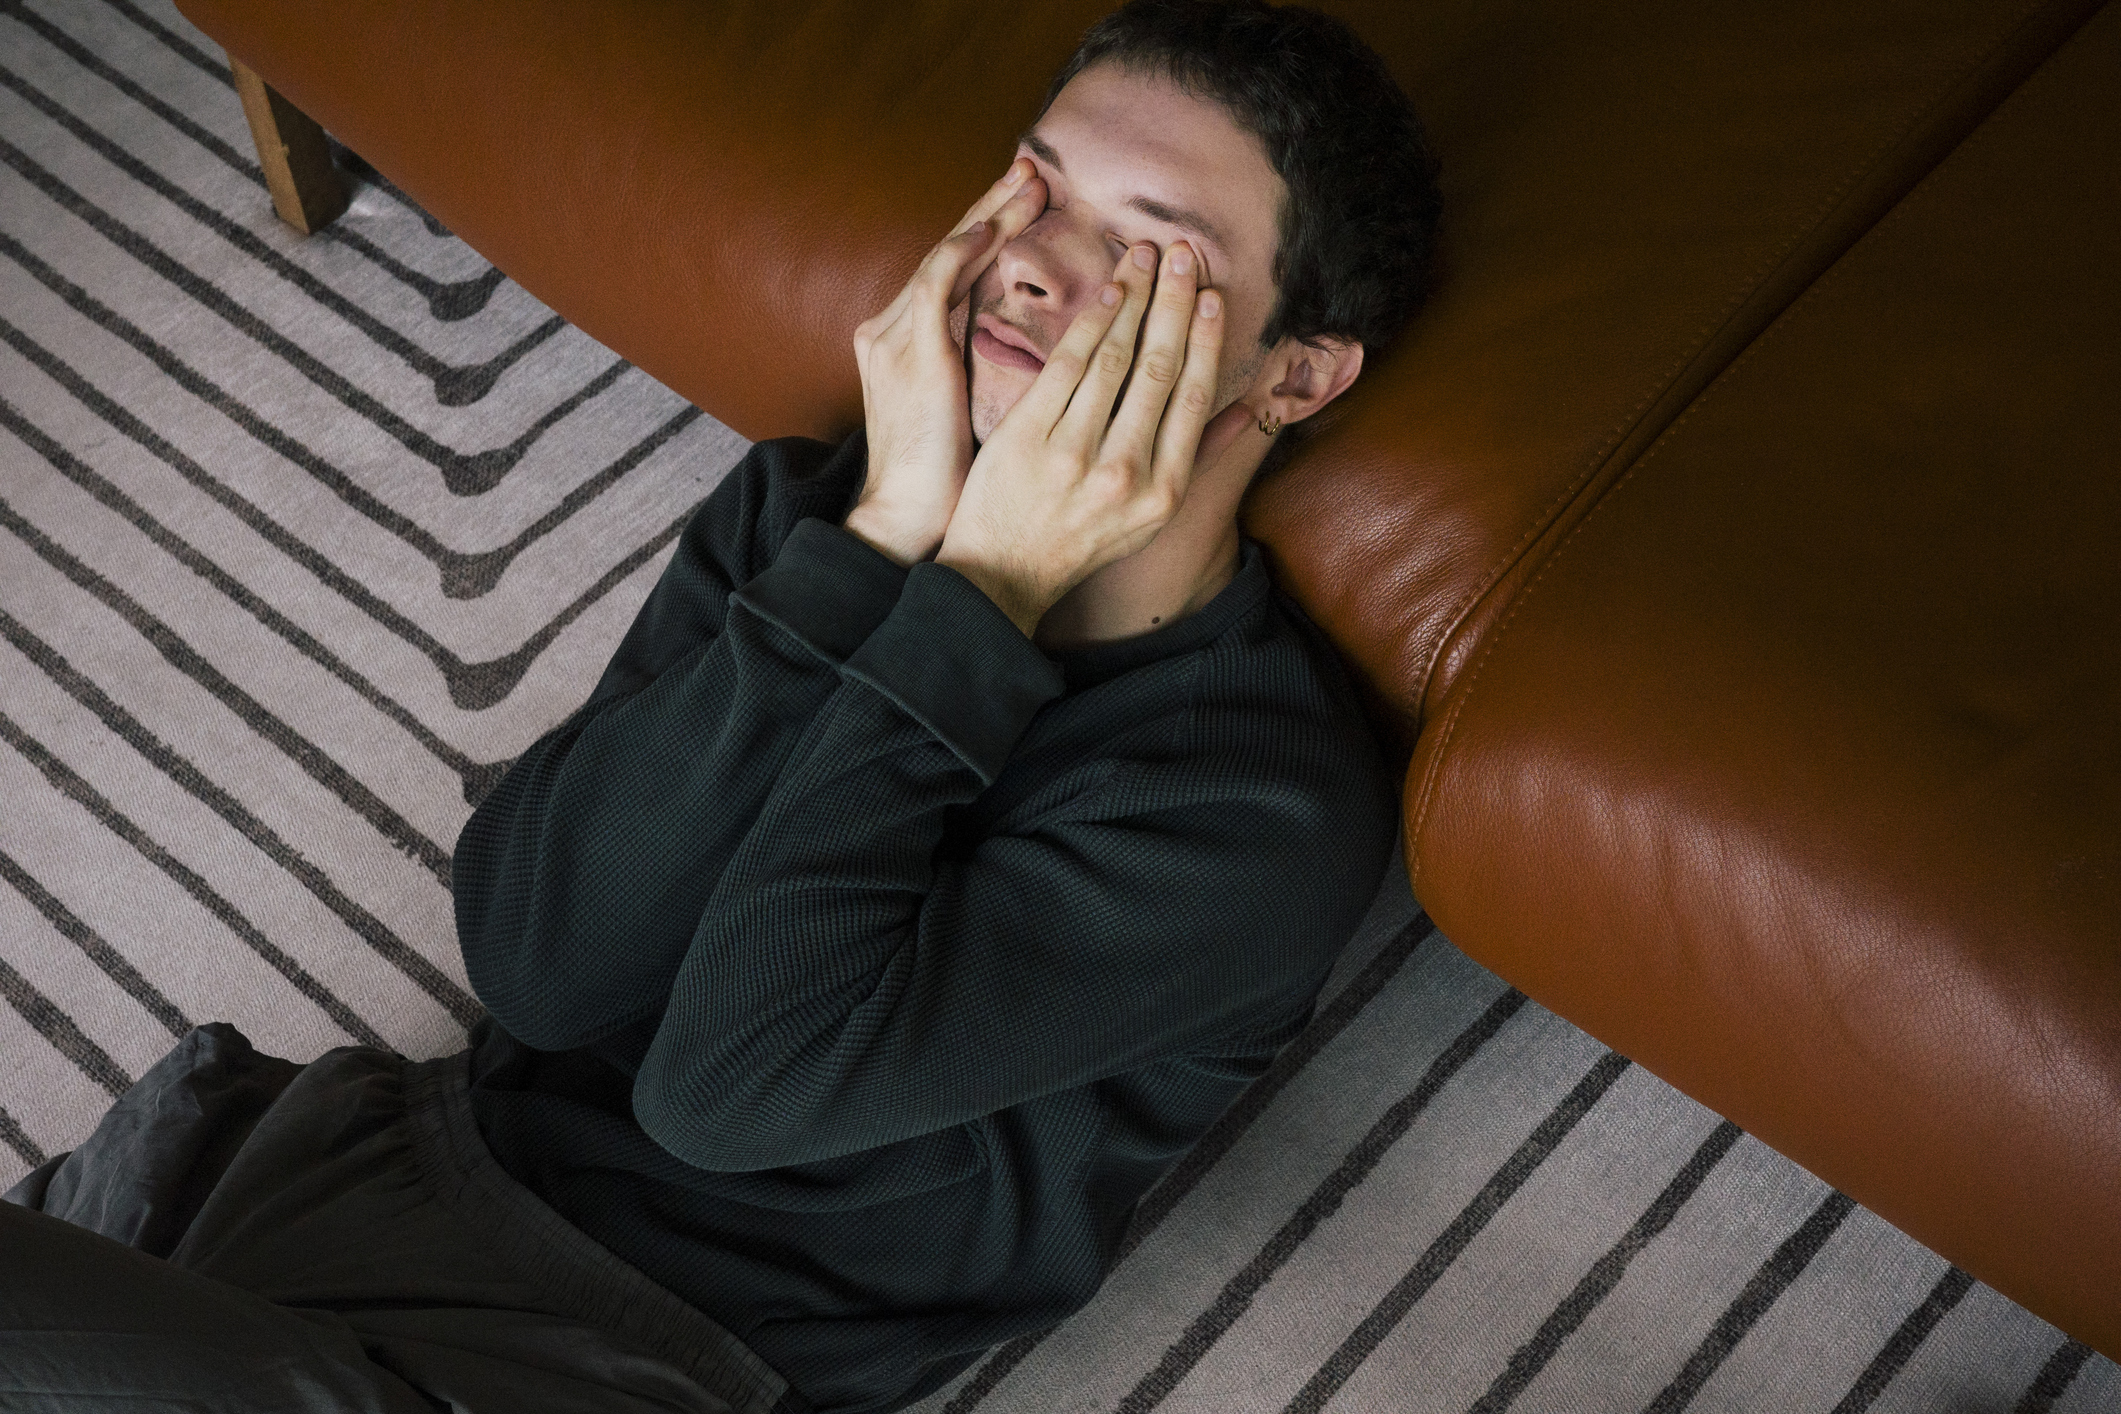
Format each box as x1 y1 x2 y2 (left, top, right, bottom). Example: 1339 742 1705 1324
842 562 1068 785
729 517 909 665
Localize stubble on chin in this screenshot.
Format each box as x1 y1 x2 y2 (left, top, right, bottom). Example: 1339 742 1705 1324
965 350 1028 446
968 365 1013 444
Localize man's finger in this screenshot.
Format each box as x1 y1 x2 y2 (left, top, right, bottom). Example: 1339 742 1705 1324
1004 251 1139 437
913 170 1050 334
906 220 1004 332
864 163 1040 343
1052 244 1160 445
949 157 1036 239
1100 242 1201 460
1147 287 1228 488
946 176 1045 308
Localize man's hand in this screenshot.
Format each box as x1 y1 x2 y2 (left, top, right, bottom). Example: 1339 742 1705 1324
935 240 1251 637
843 160 1048 568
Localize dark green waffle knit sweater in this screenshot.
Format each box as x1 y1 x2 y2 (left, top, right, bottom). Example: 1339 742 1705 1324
454 432 1399 1414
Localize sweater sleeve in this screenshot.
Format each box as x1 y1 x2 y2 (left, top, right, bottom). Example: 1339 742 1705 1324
631 560 1378 1173
452 438 910 1051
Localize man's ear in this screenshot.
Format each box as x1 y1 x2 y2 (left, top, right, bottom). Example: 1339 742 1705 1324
1264 336 1364 427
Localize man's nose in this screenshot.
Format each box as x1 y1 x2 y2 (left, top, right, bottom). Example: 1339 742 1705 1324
995 220 1104 318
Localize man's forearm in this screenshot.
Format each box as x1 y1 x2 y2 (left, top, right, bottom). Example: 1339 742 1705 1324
456 515 910 1050
634 559 1071 1170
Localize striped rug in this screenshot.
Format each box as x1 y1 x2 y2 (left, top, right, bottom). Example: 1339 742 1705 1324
0 2 2111 1410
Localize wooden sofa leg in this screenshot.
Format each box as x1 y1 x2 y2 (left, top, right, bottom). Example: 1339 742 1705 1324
228 56 349 235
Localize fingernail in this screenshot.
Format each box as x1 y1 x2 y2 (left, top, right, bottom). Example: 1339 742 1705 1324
1004 161 1024 187
1132 245 1157 272
1199 289 1221 318
1169 245 1193 275
1101 284 1121 307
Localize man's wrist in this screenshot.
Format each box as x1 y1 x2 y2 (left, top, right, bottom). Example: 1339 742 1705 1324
931 551 1051 640
842 499 939 570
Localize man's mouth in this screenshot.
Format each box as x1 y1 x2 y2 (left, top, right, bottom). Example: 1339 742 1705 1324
972 316 1046 374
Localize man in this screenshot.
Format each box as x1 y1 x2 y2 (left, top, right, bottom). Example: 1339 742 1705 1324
0 3 1440 1412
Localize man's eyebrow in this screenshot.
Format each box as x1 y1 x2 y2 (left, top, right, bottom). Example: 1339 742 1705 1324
1123 196 1229 254
1018 128 1232 256
1020 129 1065 172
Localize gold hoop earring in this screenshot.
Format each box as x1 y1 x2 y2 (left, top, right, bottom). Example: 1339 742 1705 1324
1258 409 1283 437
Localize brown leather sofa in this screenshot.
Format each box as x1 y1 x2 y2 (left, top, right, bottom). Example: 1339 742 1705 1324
173 0 2121 1358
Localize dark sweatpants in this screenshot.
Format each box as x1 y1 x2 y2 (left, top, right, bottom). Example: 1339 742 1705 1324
0 1024 793 1414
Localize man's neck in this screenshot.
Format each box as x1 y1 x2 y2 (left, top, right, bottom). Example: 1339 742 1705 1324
1033 523 1242 653
1031 432 1266 654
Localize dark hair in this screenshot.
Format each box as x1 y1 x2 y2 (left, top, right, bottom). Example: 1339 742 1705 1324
1038 0 1443 366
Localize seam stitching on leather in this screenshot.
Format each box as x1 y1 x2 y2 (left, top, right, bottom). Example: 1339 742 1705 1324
1406 0 2052 723
1405 10 2072 885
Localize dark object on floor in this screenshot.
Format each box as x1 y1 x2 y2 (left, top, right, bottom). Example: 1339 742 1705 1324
2 1022 791 1414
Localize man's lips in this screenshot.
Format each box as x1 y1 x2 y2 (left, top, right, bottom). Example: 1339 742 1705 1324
971 318 1046 374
